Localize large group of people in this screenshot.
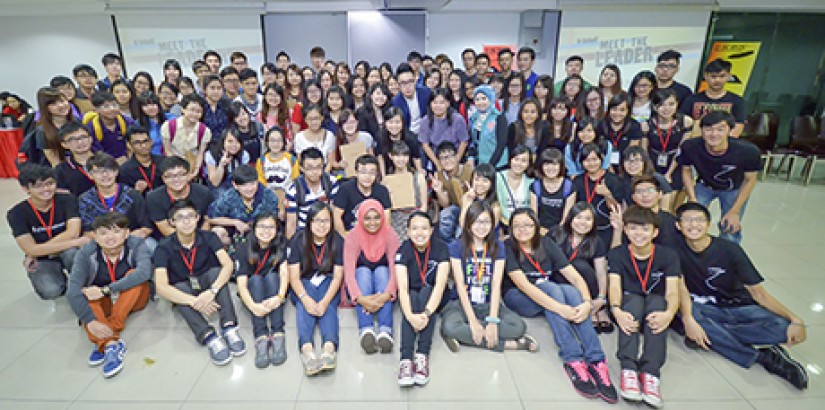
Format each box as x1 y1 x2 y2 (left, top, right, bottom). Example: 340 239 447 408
3 43 809 408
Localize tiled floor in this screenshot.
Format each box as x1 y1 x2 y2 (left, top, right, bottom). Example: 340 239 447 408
0 177 822 409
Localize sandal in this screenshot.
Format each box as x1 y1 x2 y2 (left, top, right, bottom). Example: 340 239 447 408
516 334 540 352
597 321 615 334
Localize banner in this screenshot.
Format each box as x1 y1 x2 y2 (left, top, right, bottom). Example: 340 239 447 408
697 41 761 95
483 44 516 72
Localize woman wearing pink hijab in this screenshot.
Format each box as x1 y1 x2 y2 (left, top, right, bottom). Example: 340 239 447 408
344 199 400 354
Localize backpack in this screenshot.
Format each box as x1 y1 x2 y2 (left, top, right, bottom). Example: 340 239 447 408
532 178 572 200
168 118 207 146
293 174 333 207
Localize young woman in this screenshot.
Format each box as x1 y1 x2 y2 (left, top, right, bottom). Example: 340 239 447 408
564 116 611 177
578 87 605 122
560 74 584 106
157 82 182 117
110 79 139 119
496 145 534 232
335 62 352 90
386 76 400 97
505 208 617 402
257 84 292 150
533 74 554 119
547 97 574 150
331 109 375 175
285 64 304 110
131 71 155 97
386 142 428 241
531 148 575 232
343 200 400 354
462 77 481 116
202 75 230 139
322 85 346 135
620 146 673 208
441 201 538 352
376 107 423 175
628 70 657 131
395 211 450 386
550 202 612 334
20 87 74 167
366 67 383 89
256 126 298 210
178 77 196 97
228 101 265 162
469 85 508 169
348 76 367 111
596 93 643 168
235 212 290 368
458 163 501 233
446 70 467 115
287 202 344 376
645 88 693 210
205 130 251 194
379 62 393 83
290 80 324 136
357 83 391 141
354 60 370 80
301 66 315 83
438 59 454 89
418 88 469 171
293 104 336 166
571 143 625 251
598 64 623 105
423 69 441 91
163 59 182 87
318 70 334 93
161 95 211 180
136 93 166 156
502 73 525 124
508 98 551 156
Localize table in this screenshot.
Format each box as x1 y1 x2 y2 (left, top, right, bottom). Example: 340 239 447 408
0 128 24 178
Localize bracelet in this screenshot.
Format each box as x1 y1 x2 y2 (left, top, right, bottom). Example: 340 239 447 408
596 295 607 300
610 304 621 309
423 307 433 318
485 316 501 324
209 287 219 295
790 322 808 328
298 293 307 299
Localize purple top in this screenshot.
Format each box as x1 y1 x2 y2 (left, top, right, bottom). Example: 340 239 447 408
418 112 469 147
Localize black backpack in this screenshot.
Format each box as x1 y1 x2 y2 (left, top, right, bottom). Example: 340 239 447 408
293 174 333 207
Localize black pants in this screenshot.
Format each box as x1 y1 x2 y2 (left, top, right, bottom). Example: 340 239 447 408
173 267 239 344
400 286 436 360
617 292 667 377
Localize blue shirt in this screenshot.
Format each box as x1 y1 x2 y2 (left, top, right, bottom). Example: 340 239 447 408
207 183 279 223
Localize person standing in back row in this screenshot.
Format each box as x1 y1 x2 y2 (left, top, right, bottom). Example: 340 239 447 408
680 59 745 137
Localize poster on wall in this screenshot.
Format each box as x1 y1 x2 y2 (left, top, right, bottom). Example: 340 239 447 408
697 41 761 95
555 27 707 89
483 44 516 72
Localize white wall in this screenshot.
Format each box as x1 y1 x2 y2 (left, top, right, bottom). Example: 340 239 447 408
427 12 520 69
0 14 118 104
263 13 348 68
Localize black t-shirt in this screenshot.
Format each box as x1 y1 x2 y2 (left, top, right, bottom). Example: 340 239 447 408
675 236 762 307
93 249 132 287
376 132 422 169
608 245 680 297
679 91 746 124
153 230 225 285
77 185 151 232
663 81 693 105
572 171 625 230
552 234 607 294
235 242 284 278
332 179 392 231
620 211 680 249
7 193 79 245
503 236 570 292
448 239 506 305
118 155 165 193
531 178 573 229
596 120 643 166
286 231 344 279
395 237 450 290
619 172 673 205
678 137 761 191
645 115 691 189
55 156 95 198
146 183 214 235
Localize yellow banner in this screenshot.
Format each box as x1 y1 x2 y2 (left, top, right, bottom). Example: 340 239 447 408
698 41 761 95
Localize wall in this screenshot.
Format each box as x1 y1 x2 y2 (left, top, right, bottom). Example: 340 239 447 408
262 13 348 68
348 11 426 69
427 12 520 70
0 14 118 104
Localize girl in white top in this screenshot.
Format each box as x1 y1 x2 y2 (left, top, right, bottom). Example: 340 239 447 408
293 104 336 170
161 94 212 180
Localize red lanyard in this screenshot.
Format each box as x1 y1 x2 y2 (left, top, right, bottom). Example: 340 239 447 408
610 129 623 147
657 123 674 151
137 162 156 190
253 249 272 276
413 243 431 284
584 171 604 204
104 253 119 283
568 236 582 262
69 158 93 182
474 244 488 283
313 241 327 268
518 244 545 276
28 199 55 239
629 245 656 292
97 186 119 212
179 246 198 276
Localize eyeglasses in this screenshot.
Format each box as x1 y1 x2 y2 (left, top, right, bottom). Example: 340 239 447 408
130 139 152 146
101 103 120 110
473 219 493 227
399 79 415 86
173 213 198 222
91 168 115 176
163 172 189 180
65 135 91 144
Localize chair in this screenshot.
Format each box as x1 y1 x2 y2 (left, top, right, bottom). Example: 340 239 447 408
774 115 819 180
800 116 825 185
741 112 776 179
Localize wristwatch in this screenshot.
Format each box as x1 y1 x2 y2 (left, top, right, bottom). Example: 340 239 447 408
101 286 111 296
423 307 433 318
209 287 219 295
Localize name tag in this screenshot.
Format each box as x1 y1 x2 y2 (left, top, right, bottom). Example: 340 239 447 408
657 153 669 168
310 273 326 287
470 285 485 304
189 276 201 292
610 151 620 165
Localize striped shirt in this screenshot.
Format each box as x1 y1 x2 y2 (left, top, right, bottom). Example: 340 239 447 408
285 175 339 230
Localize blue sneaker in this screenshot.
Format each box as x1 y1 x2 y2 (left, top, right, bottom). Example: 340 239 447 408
205 334 232 366
102 341 125 378
88 349 105 367
222 326 246 357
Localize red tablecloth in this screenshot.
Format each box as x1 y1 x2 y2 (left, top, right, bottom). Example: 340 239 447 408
0 128 24 178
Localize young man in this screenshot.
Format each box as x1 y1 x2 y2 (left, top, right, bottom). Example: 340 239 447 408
73 63 99 102
7 163 88 300
67 212 152 378
118 125 164 195
608 206 680 408
146 156 214 237
220 67 241 101
421 54 434 74
203 50 222 74
680 59 746 137
678 111 760 244
475 53 492 83
392 63 431 136
461 48 477 80
207 165 279 237
192 60 211 93
497 49 515 82
618 176 680 248
407 51 424 84
675 202 808 390
230 51 248 72
153 199 246 366
97 53 127 92
284 147 339 239
86 91 134 164
275 51 291 70
517 46 539 97
54 123 97 197
655 50 693 105
332 155 392 236
236 68 263 115
77 153 154 246
554 55 592 95
310 46 326 73
431 142 473 241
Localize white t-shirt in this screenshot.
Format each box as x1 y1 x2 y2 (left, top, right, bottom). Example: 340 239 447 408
406 93 422 134
293 129 336 161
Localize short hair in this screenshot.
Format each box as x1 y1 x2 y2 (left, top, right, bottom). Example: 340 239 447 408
355 154 379 170
310 46 326 58
101 52 121 66
631 174 663 192
232 165 259 185
238 68 258 82
704 58 732 73
651 88 678 106
86 152 118 172
91 91 116 107
260 62 276 74
180 93 204 110
72 64 97 78
230 51 247 62
168 198 198 220
396 62 414 78
159 156 190 175
407 210 433 227
517 46 536 60
17 162 55 187
622 205 661 229
50 76 74 89
535 147 566 178
92 212 130 231
219 66 239 79
276 51 290 61
435 141 457 157
125 125 149 142
497 48 514 59
407 51 423 62
565 55 584 65
422 54 433 62
58 122 88 141
461 48 477 58
700 110 735 128
203 50 222 63
191 60 208 73
657 49 682 63
476 53 490 63
300 147 324 165
675 201 711 222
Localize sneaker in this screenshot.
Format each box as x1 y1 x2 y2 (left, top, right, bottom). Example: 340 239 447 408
270 333 287 366
413 353 430 385
102 341 125 378
222 326 246 357
641 372 663 408
205 334 232 366
376 332 394 354
320 350 337 371
88 349 105 367
563 361 597 398
254 336 270 369
758 345 808 389
397 359 415 387
440 327 460 353
588 361 618 403
301 351 323 376
619 369 642 402
360 329 377 354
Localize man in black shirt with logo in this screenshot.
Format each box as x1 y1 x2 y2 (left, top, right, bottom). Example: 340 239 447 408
680 59 746 137
118 125 164 194
654 50 693 105
146 157 213 238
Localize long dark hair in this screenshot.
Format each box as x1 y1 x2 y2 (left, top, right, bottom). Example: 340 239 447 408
502 72 525 113
508 208 547 264
534 147 566 179
534 74 554 111
335 108 358 161
621 145 656 178
602 92 632 134
472 163 498 205
364 83 391 115
628 70 657 107
599 64 623 97
325 85 345 115
131 71 156 95
570 116 607 163
300 202 336 278
261 83 289 127
36 87 72 158
208 129 247 178
111 79 140 119
512 98 544 148
447 69 467 109
137 92 167 128
551 201 599 259
547 97 573 144
460 200 499 263
426 88 455 128
246 211 285 270
301 79 324 108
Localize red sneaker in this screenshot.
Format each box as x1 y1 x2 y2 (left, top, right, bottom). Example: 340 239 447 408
641 372 663 408
397 359 414 387
620 369 642 402
413 353 429 385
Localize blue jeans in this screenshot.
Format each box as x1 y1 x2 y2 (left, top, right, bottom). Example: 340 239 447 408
438 205 460 242
355 266 394 335
291 276 340 348
694 182 748 244
692 302 789 368
504 282 605 364
246 272 286 338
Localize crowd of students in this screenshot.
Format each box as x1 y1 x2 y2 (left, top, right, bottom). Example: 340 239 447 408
3 44 809 408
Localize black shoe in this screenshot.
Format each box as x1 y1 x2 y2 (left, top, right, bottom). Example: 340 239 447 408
684 336 701 350
563 361 598 398
758 345 808 390
588 360 619 404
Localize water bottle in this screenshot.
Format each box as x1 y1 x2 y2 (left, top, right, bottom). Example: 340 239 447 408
3 117 12 129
